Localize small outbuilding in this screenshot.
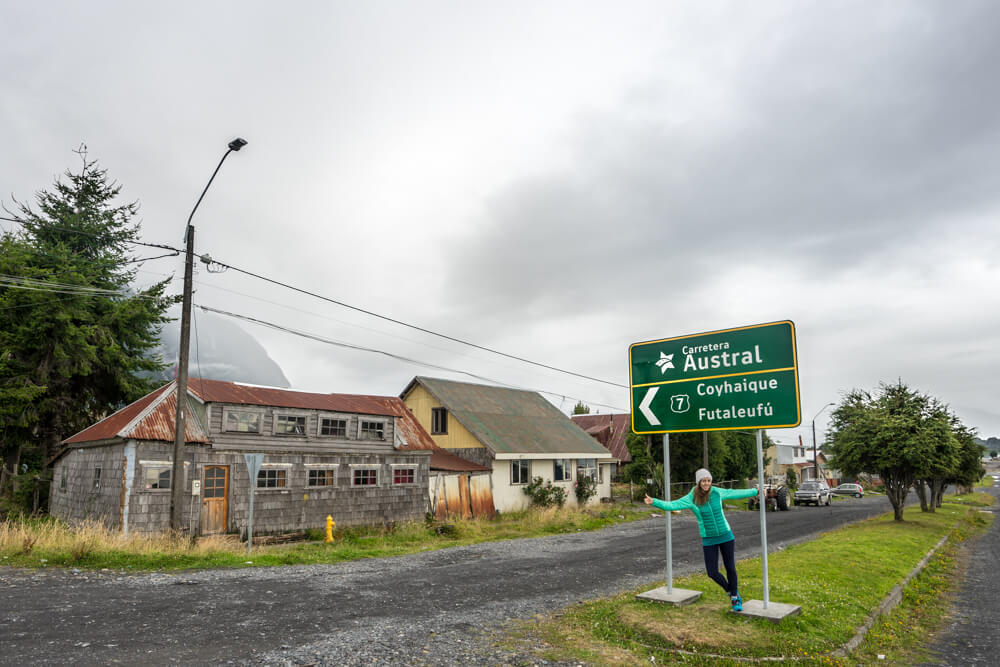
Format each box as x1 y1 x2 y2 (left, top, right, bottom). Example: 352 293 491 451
49 379 436 536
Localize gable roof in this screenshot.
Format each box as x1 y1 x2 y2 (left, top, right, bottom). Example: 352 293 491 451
570 413 632 463
401 376 613 459
63 382 210 445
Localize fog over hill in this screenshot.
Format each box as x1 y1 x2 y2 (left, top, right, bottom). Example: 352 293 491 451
154 310 289 388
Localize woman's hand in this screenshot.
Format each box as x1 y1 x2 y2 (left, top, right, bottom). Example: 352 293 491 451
644 494 654 505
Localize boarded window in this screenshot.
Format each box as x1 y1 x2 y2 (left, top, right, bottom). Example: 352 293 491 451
431 408 448 435
308 469 337 487
511 460 530 485
360 421 385 441
257 469 287 488
393 467 415 485
225 411 261 433
275 415 306 435
320 418 347 437
352 468 378 486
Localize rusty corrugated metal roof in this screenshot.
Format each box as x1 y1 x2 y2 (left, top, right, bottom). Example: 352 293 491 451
405 377 613 458
64 382 210 445
187 378 402 416
64 379 442 456
571 413 633 463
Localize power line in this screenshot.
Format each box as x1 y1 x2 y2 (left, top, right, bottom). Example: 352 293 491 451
202 256 628 389
5 212 629 391
198 304 628 413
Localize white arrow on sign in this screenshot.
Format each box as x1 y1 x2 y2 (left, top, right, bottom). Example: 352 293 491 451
639 387 661 426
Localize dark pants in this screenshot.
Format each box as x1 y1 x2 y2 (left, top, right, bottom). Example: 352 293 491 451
702 539 738 596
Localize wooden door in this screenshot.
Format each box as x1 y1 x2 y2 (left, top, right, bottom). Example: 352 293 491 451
201 465 228 534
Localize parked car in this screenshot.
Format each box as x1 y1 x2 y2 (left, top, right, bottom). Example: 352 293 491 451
832 483 864 498
793 481 831 506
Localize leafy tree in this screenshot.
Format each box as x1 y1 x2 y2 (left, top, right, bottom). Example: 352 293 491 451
946 421 985 494
571 401 591 415
828 382 954 521
0 148 174 480
911 400 960 513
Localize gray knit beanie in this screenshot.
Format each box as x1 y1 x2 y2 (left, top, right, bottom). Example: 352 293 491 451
695 468 712 485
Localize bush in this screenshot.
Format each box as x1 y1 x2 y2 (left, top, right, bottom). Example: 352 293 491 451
575 475 598 505
524 477 567 508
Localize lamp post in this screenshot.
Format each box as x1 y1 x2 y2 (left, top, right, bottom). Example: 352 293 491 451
811 402 835 483
169 138 247 531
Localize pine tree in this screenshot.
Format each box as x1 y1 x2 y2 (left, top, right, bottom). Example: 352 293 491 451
0 148 175 475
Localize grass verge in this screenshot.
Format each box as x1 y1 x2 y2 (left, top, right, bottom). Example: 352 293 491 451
0 503 655 571
502 492 994 665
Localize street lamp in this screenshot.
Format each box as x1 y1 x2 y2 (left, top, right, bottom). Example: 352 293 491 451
811 402 835 483
169 138 247 531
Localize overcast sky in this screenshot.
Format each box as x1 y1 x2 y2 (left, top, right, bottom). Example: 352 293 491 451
3 1 999 445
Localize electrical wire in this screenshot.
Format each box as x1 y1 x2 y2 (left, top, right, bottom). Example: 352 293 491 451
199 256 628 389
197 303 628 413
4 212 629 393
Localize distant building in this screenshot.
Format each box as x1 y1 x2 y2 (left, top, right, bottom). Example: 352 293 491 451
570 413 632 478
401 376 615 512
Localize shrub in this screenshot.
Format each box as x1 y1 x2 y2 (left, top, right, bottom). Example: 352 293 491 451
575 475 598 505
524 476 567 508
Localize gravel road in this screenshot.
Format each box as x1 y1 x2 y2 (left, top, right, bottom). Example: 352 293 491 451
0 493 922 666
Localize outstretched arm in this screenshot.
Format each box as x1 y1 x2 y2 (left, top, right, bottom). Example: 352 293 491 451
645 492 695 512
717 487 759 500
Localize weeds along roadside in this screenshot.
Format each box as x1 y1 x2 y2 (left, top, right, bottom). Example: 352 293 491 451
0 503 654 571
503 492 994 666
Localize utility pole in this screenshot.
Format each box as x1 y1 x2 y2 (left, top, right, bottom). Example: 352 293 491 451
811 402 835 483
169 224 195 530
169 138 247 531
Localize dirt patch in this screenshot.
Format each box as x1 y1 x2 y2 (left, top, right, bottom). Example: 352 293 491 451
621 603 757 649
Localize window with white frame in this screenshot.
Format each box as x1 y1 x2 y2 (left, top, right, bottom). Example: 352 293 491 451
319 416 348 437
431 408 448 435
274 414 307 435
224 409 262 433
392 466 416 485
511 459 530 485
257 468 287 488
143 466 172 490
553 459 572 482
576 458 597 481
359 420 385 441
307 468 337 487
351 466 379 487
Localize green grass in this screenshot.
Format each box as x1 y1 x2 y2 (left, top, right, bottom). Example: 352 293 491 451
503 492 994 665
0 502 656 571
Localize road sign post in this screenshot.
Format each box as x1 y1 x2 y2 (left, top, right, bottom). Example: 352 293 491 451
631 321 802 619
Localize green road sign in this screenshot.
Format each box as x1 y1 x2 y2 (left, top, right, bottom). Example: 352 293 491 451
629 321 801 434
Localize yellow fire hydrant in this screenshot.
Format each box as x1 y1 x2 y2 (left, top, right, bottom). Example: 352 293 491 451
324 515 335 543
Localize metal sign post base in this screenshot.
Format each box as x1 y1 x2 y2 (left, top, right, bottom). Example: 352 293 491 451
636 586 702 606
736 599 802 622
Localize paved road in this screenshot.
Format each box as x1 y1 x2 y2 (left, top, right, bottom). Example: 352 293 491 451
920 478 1000 666
0 493 914 665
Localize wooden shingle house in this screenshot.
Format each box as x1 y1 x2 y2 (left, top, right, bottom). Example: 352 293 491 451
400 376 614 512
49 378 438 536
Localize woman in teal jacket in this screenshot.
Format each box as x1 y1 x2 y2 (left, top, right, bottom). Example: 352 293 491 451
645 468 758 611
